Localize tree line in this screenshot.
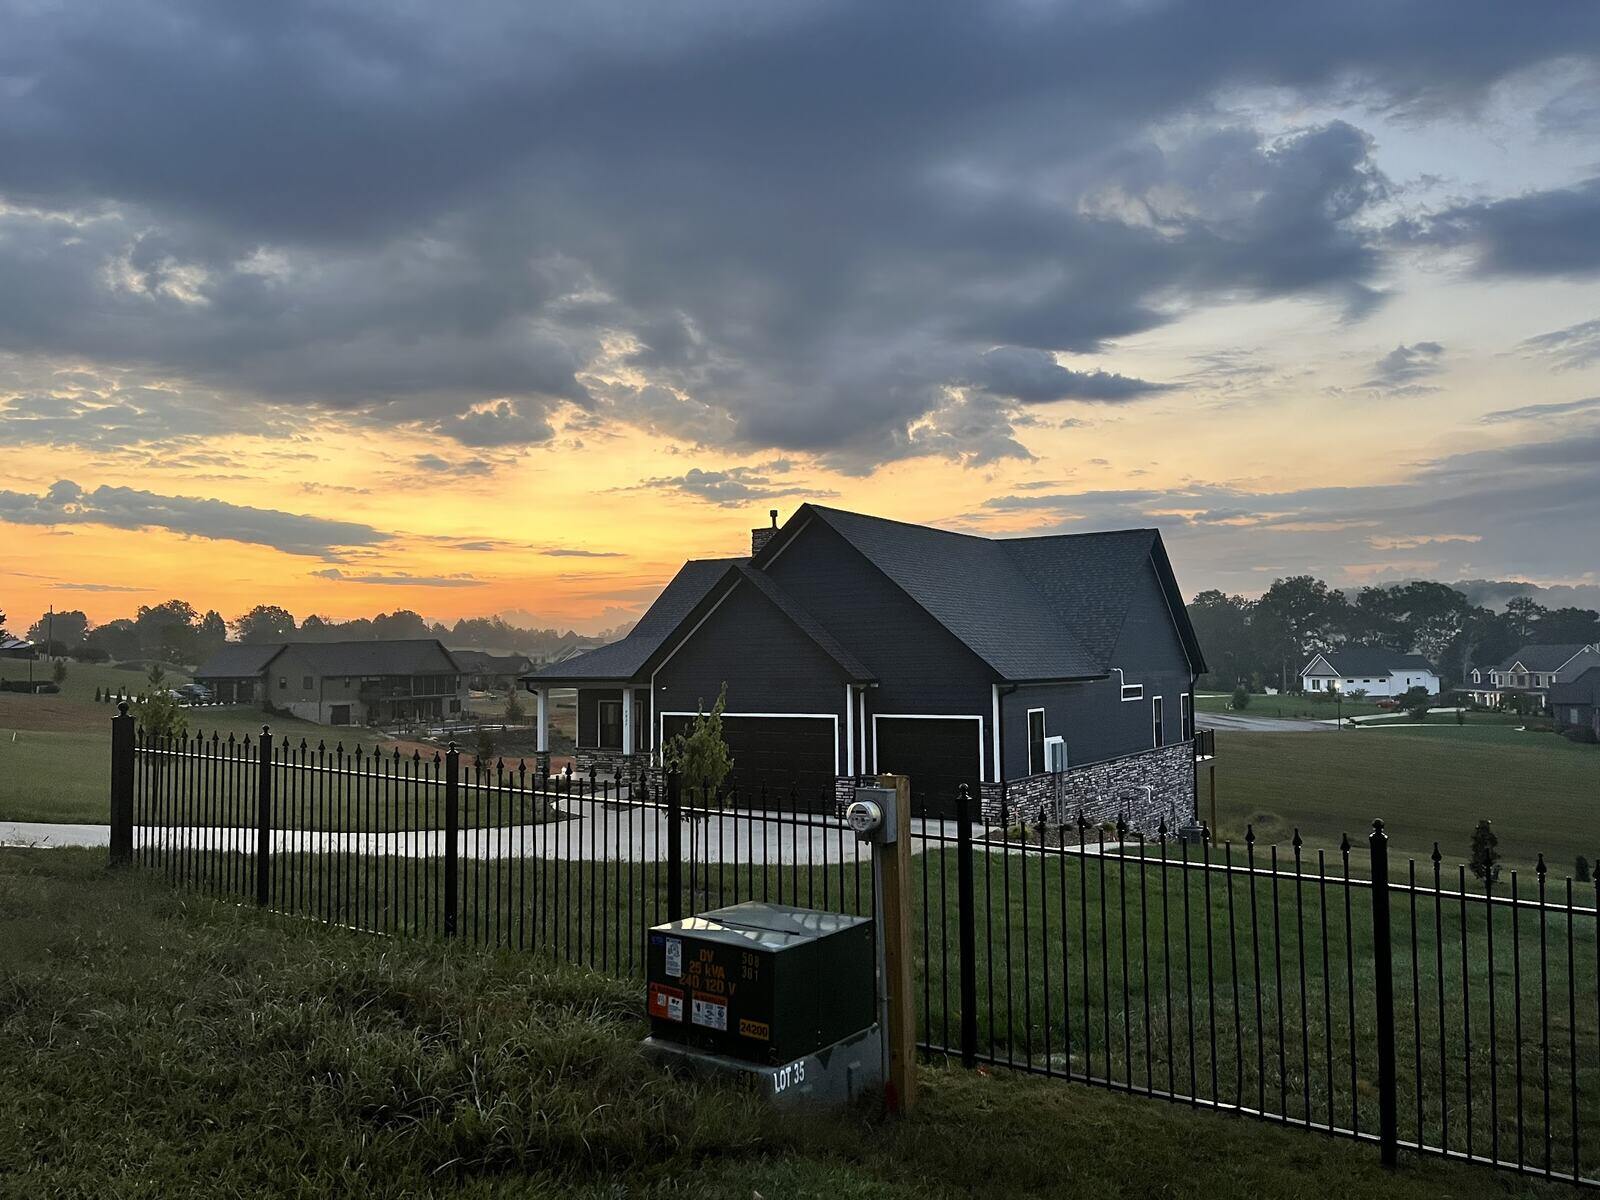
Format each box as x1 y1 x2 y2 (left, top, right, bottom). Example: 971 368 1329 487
1191 578 1600 692
10 602 617 668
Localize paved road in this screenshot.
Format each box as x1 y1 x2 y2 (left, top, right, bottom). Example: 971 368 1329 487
2 797 962 864
1196 711 1337 733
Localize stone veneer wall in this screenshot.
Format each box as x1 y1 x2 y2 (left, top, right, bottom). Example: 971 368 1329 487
978 740 1196 833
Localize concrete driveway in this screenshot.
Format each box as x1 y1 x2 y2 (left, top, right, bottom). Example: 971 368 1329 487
1197 711 1337 733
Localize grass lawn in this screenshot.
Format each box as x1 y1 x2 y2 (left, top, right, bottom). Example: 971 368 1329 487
0 848 1579 1199
1209 729 1600 875
1195 692 1388 720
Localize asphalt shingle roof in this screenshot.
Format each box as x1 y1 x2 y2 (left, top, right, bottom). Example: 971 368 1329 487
525 505 1204 686
1494 644 1598 673
194 642 287 678
1305 648 1435 677
525 558 742 682
196 639 460 679
1549 665 1600 706
806 506 1101 680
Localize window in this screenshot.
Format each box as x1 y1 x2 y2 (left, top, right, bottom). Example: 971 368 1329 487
1027 709 1046 775
1121 683 1143 701
1152 696 1165 748
1181 693 1193 741
597 701 622 749
278 676 286 690
302 675 313 690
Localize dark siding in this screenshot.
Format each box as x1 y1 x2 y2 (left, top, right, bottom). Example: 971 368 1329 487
652 577 848 761
575 687 622 748
763 517 998 775
998 554 1195 775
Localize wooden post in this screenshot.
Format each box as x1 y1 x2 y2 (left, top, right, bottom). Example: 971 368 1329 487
876 772 917 1113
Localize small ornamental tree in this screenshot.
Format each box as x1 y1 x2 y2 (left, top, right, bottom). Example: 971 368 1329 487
504 685 525 724
664 683 735 798
1469 819 1501 886
52 659 67 685
1401 685 1432 722
1231 685 1251 711
1576 856 1592 884
474 723 498 767
135 663 187 741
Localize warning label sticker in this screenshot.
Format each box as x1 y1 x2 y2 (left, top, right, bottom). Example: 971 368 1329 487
691 994 729 1031
664 938 682 978
648 983 685 1023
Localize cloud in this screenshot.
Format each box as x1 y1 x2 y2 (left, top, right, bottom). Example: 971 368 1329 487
965 347 1169 404
972 423 1600 593
1398 177 1600 279
0 480 388 557
1517 320 1600 372
412 453 498 476
309 569 483 587
1363 341 1445 393
630 466 834 508
49 581 152 593
8 1 1583 468
1479 395 1600 424
541 548 625 558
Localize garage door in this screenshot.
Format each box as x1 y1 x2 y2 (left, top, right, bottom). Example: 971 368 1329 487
660 714 837 811
873 717 982 820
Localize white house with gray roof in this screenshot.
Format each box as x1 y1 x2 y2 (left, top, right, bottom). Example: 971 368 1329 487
1300 648 1439 697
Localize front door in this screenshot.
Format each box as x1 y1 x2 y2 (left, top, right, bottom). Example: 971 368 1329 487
329 704 351 726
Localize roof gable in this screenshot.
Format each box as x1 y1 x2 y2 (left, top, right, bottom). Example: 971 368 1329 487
194 642 287 678
1304 647 1435 677
799 506 1100 681
1494 644 1597 673
526 557 743 682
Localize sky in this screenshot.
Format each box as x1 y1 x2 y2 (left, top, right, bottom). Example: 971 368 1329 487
2 0 1599 635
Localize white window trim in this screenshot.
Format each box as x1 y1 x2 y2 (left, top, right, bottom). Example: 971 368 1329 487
871 713 985 782
1121 683 1144 701
1152 695 1164 749
1181 692 1193 741
659 710 840 776
1026 707 1046 775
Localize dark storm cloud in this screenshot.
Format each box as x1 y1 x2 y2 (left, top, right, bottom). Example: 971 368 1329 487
1399 177 1600 278
0 0 1597 466
0 480 388 556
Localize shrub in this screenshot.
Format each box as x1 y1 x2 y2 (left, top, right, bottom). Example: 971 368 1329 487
1469 819 1501 886
1230 685 1251 711
1401 685 1431 722
474 724 498 765
504 685 525 724
52 659 67 685
1577 856 1592 884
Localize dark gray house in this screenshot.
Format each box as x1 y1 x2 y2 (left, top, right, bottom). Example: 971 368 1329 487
1466 643 1600 709
523 505 1206 829
1550 666 1600 741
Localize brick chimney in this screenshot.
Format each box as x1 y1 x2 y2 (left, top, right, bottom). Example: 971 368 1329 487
751 509 780 556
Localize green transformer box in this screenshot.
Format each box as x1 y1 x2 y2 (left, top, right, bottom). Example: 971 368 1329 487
646 902 875 1066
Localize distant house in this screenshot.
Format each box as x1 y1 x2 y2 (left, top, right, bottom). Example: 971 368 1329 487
0 635 34 660
195 639 465 726
1550 666 1600 740
451 650 534 692
1465 644 1600 710
1300 649 1439 697
523 504 1207 828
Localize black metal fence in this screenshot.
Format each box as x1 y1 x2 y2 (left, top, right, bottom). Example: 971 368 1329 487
107 707 1597 1189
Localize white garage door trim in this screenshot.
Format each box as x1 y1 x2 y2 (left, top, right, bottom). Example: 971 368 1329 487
658 710 840 775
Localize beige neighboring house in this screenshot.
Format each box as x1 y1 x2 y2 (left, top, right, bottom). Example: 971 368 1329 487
1466 643 1600 710
195 639 465 726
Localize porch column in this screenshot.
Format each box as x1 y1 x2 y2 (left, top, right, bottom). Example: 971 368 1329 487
534 688 549 752
621 685 635 756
